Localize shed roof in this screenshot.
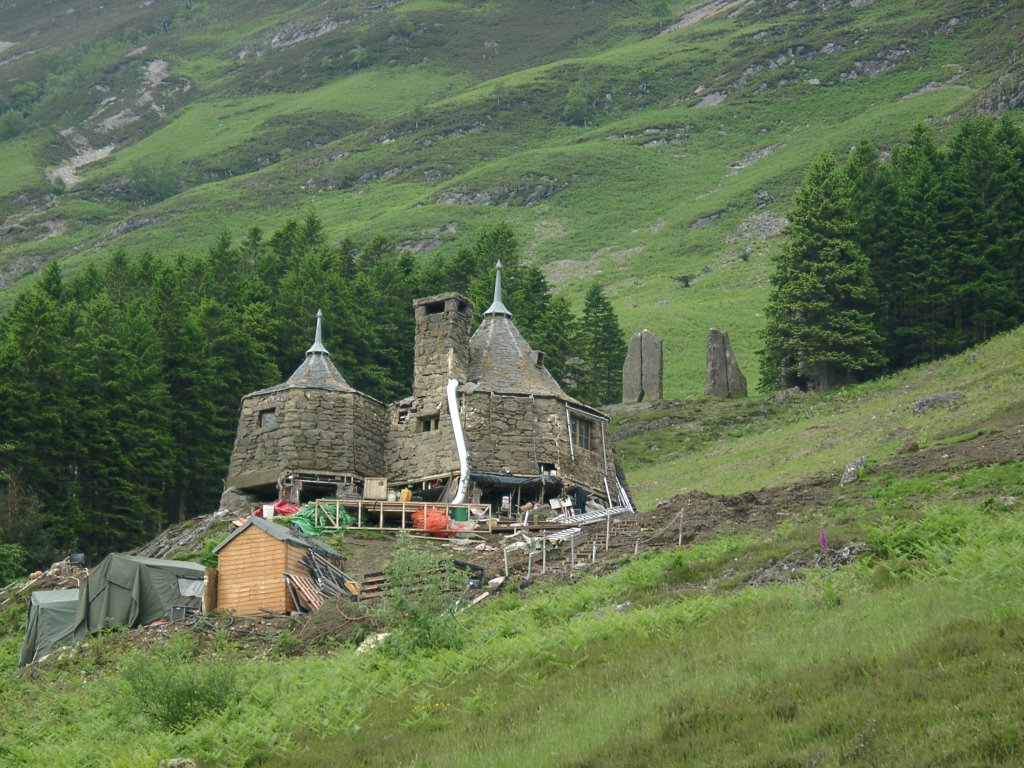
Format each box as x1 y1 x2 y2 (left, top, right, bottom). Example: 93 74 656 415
213 514 344 560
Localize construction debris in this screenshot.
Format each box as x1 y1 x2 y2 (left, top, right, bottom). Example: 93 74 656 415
0 557 89 611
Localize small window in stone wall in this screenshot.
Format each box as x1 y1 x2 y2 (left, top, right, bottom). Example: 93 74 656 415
259 408 277 428
571 414 592 451
419 414 440 433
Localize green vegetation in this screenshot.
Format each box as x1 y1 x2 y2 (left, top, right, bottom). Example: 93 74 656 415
0 217 626 566
376 534 465 656
759 152 884 391
0 3 1022 764
761 117 1024 392
618 323 1024 509
118 632 241 732
1 0 1020 396
0 439 1022 765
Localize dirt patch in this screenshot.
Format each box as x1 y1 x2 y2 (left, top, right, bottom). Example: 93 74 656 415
882 424 1024 476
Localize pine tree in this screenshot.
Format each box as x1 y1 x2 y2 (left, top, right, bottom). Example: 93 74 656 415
844 140 899 355
575 283 626 405
533 294 579 386
945 117 1022 345
69 293 171 553
0 264 82 561
885 126 951 368
759 153 884 391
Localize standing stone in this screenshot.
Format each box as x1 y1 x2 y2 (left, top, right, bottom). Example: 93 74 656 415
705 329 747 398
622 330 663 403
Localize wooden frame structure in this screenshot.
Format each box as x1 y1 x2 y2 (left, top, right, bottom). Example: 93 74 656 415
311 498 490 531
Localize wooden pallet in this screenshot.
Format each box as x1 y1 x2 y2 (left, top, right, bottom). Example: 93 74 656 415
359 572 386 601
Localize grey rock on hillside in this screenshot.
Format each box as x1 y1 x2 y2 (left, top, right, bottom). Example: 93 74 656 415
705 328 747 398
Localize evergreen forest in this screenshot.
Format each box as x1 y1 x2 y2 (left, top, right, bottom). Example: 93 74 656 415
0 220 625 570
760 116 1024 391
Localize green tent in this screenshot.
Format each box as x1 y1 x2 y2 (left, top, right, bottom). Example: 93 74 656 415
19 588 80 667
73 553 206 636
19 554 206 666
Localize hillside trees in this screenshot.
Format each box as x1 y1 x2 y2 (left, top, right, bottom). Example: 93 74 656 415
0 214 627 565
761 115 1024 391
575 284 627 404
760 153 884 391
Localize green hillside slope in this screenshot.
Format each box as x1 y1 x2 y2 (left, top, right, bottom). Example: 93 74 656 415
2 0 1021 394
0 300 1021 768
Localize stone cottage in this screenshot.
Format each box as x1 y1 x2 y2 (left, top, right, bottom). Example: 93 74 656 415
222 263 631 515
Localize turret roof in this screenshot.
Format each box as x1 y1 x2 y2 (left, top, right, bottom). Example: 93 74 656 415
466 263 566 398
250 310 355 395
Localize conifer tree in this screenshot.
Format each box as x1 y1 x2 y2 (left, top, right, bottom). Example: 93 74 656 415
575 283 626 405
760 153 884 391
0 264 81 560
533 294 579 386
889 126 956 366
944 117 1021 345
69 293 171 552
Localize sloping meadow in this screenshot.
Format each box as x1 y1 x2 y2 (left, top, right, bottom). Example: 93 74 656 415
2 445 1022 766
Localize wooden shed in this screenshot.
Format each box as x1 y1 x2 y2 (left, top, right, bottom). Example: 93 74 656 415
213 515 343 615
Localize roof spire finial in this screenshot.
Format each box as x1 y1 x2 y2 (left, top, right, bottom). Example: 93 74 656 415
483 260 512 317
306 308 329 356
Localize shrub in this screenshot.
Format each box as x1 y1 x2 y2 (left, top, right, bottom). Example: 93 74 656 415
129 158 179 204
0 540 25 585
376 534 466 655
119 632 241 731
0 111 27 141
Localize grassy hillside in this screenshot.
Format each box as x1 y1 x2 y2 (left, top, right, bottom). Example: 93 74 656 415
1 0 1021 394
1 305 1022 767
615 325 1024 509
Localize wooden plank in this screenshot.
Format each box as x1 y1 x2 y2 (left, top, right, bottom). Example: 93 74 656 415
285 572 326 611
359 571 386 601
202 568 216 613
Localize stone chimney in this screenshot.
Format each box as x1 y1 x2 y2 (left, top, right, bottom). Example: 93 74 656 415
412 293 474 397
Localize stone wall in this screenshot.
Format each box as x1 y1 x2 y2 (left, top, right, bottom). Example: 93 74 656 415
386 395 461 484
225 389 386 491
462 393 614 502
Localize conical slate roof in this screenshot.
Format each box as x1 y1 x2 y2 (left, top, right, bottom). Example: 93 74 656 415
466 263 566 398
250 310 354 395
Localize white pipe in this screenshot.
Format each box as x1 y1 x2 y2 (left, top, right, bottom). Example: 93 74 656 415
565 406 575 460
447 378 470 504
